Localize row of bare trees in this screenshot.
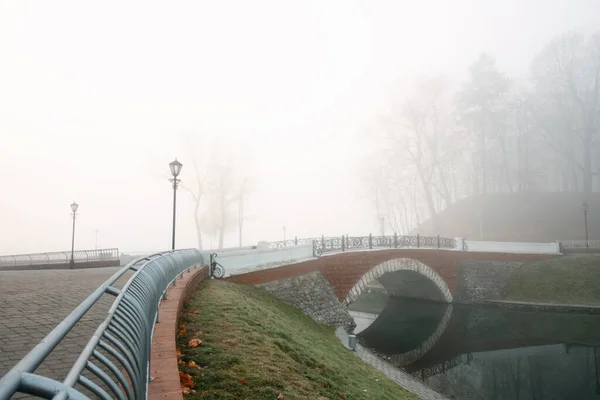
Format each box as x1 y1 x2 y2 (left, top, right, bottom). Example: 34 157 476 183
365 31 600 233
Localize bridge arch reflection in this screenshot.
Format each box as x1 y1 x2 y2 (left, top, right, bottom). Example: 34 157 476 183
354 298 454 367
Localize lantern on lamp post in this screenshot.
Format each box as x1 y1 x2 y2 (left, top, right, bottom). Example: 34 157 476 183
169 159 183 250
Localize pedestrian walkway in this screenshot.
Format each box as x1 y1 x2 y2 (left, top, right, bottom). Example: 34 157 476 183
0 267 131 397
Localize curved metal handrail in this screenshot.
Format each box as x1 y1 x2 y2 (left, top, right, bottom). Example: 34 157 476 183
0 248 204 400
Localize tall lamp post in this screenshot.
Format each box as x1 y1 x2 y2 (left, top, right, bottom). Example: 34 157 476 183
70 202 79 268
169 159 183 250
583 202 589 249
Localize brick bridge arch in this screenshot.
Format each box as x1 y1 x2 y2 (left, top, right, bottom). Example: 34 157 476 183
343 258 453 306
228 249 550 304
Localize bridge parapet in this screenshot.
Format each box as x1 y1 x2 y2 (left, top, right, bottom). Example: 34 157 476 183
462 240 561 254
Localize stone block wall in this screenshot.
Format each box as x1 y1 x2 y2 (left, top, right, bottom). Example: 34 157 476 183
258 271 356 331
453 261 523 304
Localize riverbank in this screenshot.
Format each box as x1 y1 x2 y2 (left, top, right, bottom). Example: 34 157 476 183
501 254 600 306
177 280 419 399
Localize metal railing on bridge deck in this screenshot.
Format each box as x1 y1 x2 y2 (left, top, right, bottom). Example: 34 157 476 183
268 234 457 257
0 249 204 400
0 248 119 268
559 239 600 251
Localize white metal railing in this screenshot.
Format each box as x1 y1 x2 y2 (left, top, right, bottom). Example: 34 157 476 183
0 248 119 268
559 240 600 249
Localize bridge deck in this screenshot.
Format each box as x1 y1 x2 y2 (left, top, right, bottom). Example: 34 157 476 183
0 267 131 397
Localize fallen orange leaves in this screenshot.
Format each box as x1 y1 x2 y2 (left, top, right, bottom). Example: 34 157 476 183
188 338 202 347
178 324 187 336
188 361 199 368
179 371 195 389
239 378 248 384
176 349 182 358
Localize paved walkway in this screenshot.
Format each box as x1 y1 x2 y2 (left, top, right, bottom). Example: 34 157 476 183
0 267 131 394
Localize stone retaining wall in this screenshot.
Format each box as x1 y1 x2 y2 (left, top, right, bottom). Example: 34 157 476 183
453 260 523 304
258 271 356 331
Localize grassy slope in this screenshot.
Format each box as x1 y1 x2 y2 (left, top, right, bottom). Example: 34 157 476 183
502 255 600 305
177 280 418 400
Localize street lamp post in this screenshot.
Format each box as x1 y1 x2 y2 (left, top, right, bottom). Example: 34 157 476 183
583 202 589 249
169 159 183 250
70 202 79 268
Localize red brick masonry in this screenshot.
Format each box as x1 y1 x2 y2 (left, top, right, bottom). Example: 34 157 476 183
228 250 551 301
148 266 209 400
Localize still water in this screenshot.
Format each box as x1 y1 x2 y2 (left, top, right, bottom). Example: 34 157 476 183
350 297 600 400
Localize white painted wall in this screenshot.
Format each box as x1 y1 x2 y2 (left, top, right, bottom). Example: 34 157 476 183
202 244 314 276
461 240 561 254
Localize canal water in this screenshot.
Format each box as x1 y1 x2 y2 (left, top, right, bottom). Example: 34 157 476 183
349 297 600 400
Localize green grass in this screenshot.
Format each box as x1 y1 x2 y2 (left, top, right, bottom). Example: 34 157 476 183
177 280 418 400
502 255 600 305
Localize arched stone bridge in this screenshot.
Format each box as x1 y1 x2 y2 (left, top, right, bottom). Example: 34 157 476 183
228 249 552 305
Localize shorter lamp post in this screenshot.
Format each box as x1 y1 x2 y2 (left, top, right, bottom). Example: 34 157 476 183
169 159 183 250
583 202 589 249
70 202 79 268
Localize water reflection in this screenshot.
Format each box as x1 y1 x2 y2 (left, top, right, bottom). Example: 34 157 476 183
350 297 600 399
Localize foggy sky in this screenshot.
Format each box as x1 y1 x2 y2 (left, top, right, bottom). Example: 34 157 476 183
1 0 599 254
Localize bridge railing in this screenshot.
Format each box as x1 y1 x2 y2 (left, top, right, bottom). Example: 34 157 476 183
312 234 456 256
0 248 119 268
559 239 600 250
0 248 204 400
267 237 319 248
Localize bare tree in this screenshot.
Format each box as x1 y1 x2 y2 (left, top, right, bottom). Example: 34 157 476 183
458 53 511 194
237 177 252 247
530 31 600 196
384 77 458 231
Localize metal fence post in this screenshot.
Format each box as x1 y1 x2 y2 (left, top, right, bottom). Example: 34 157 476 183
394 232 398 248
342 235 346 251
295 236 298 245
321 235 325 252
437 235 440 249
369 233 373 249
417 234 420 248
